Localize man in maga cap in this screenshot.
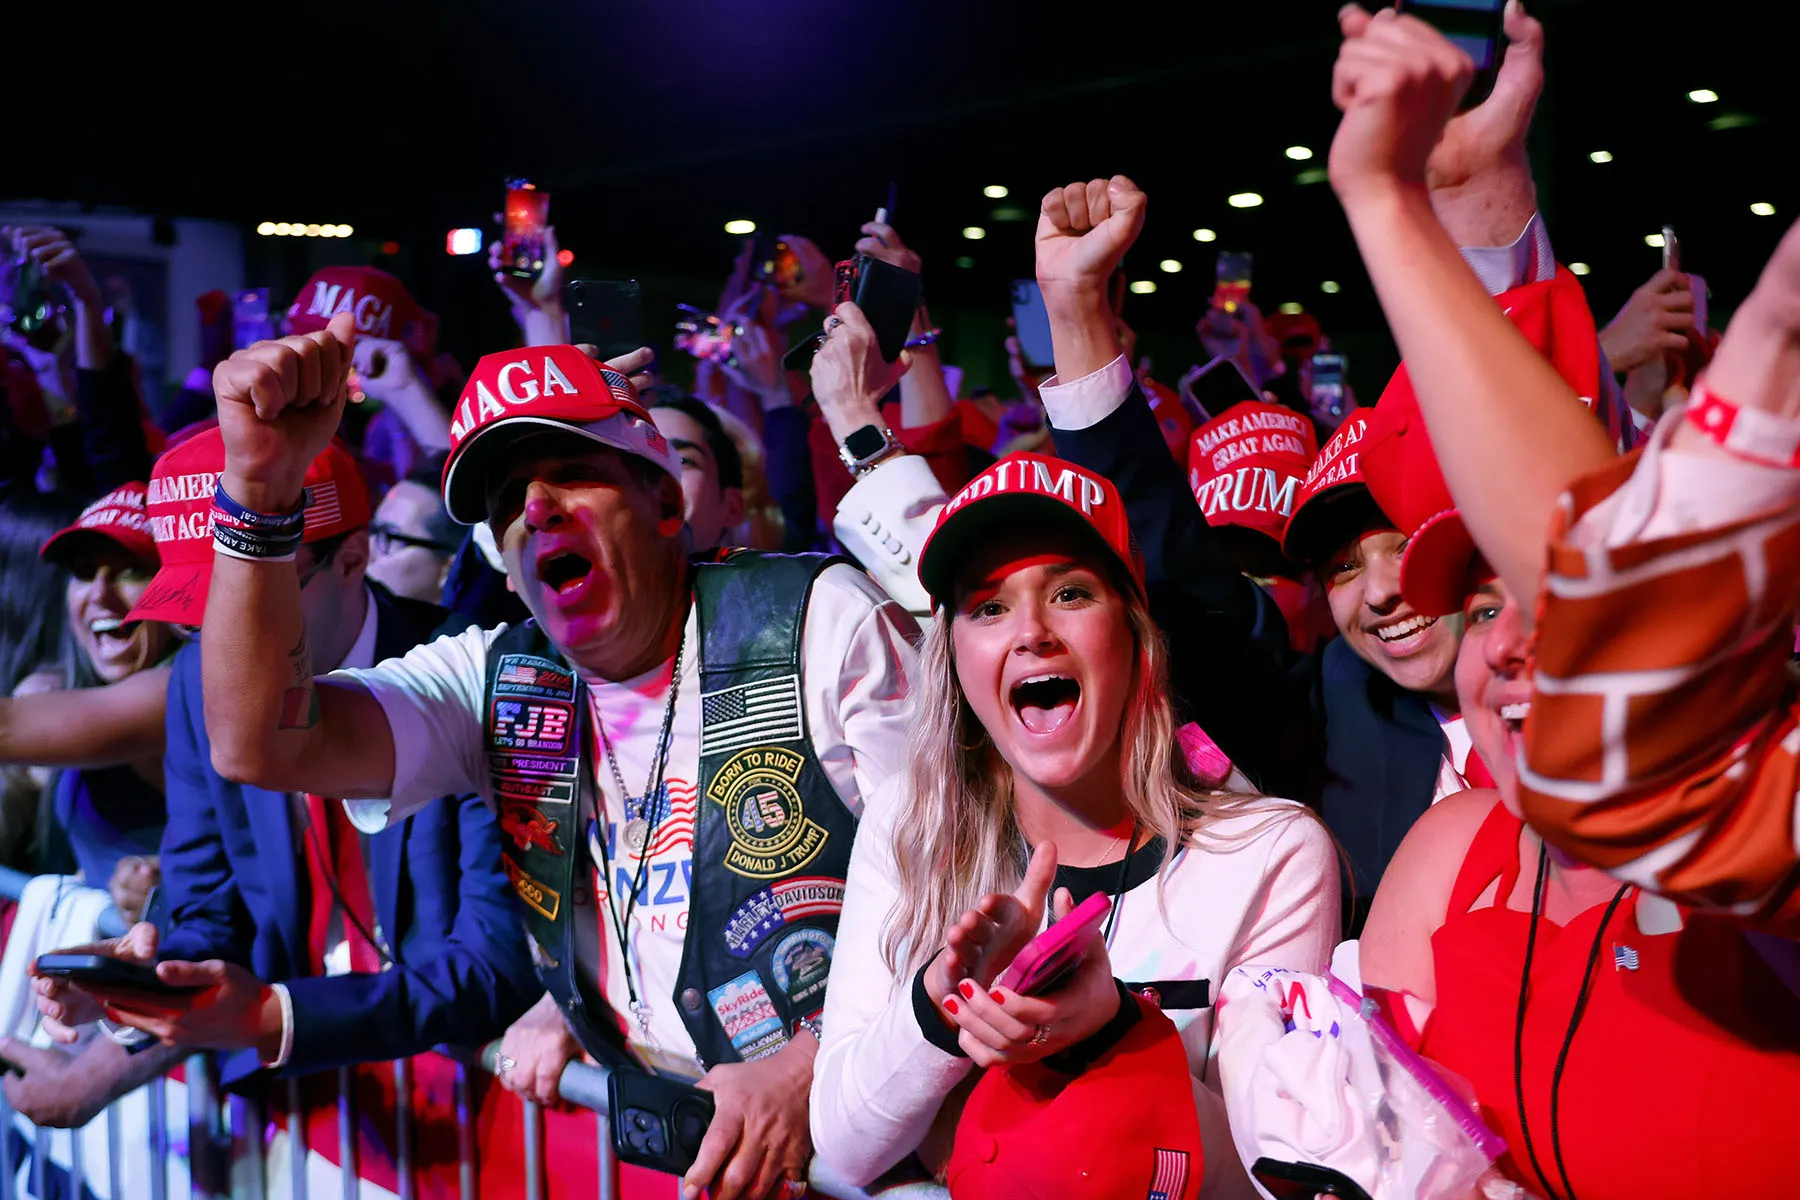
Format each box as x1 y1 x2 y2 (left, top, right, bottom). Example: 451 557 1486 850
199 314 917 1199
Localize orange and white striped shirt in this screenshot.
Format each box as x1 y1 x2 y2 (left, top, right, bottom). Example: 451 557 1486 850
1521 410 1800 931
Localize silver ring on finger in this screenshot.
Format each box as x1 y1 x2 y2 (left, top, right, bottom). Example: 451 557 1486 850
826 315 844 331
783 1178 808 1198
1031 1024 1051 1046
495 1053 515 1079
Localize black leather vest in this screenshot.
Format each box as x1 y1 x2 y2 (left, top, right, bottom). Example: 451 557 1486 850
481 552 858 1071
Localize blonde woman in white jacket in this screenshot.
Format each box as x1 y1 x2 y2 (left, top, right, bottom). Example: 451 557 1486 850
806 417 1338 1195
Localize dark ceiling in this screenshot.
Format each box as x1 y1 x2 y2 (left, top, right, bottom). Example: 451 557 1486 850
13 0 1796 393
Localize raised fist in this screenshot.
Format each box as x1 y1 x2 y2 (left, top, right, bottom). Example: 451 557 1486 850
213 311 357 509
1328 6 1474 203
1035 176 1147 304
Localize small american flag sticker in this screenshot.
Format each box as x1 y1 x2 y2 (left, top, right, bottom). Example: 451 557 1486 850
1613 944 1640 971
1147 1147 1189 1200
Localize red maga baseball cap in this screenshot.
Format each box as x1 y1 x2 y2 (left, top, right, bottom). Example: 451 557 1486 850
40 483 159 570
946 995 1204 1200
1187 401 1319 544
1278 411 1383 564
286 267 437 358
917 451 1144 607
1365 271 1606 617
440 344 681 525
129 428 373 626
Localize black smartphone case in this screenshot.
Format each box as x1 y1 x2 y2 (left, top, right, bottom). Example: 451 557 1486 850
564 279 645 363
607 1069 716 1176
850 256 922 363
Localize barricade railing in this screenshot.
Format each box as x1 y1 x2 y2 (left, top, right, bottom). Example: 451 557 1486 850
0 868 946 1200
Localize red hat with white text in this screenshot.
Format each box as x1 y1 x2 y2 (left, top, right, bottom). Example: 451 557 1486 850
40 483 159 570
918 451 1143 606
439 344 681 525
286 266 437 358
1278 411 1384 564
1187 401 1319 544
128 427 373 626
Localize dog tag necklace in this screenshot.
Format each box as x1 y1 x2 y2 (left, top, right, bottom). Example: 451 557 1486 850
593 639 685 1043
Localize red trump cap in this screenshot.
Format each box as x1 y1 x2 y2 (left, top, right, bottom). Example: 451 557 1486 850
286 266 436 358
1279 411 1382 563
440 345 681 525
40 483 159 571
1187 401 1318 543
946 995 1204 1200
129 427 372 627
918 451 1143 606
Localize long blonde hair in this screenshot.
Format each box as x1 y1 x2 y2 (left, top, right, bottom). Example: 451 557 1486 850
880 582 1292 975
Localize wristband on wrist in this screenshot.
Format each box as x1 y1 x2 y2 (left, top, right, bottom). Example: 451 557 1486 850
213 483 308 529
1685 381 1800 468
212 482 308 562
904 328 943 349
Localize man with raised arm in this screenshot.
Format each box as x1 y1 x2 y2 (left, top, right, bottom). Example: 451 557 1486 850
199 313 918 1200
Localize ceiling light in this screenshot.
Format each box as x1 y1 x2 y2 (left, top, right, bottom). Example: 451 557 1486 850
446 228 483 256
1159 259 1183 274
955 256 976 269
1752 202 1777 217
1644 233 1666 248
723 219 756 235
1687 88 1719 104
1278 302 1305 315
983 185 1009 199
1129 280 1157 295
1589 150 1614 164
335 224 354 237
962 226 987 241
1228 192 1264 209
305 224 322 237
1320 280 1341 294
256 222 276 236
1193 228 1218 243
1569 262 1591 276
1294 168 1330 186
1285 146 1313 161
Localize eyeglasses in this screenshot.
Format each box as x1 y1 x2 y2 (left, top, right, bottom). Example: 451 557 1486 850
370 523 455 557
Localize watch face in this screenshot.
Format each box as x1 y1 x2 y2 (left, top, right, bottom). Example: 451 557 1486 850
844 425 889 460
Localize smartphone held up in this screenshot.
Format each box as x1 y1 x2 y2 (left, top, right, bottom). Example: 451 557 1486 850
1396 0 1506 110
502 179 550 280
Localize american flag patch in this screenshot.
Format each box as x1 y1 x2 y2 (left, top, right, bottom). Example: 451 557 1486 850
1614 944 1640 971
701 675 802 757
1147 1147 1189 1200
306 480 343 529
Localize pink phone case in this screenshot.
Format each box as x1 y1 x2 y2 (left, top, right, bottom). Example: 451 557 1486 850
994 892 1112 997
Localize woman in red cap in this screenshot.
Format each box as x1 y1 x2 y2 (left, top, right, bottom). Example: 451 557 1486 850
811 449 1338 1197
11 484 179 915
1330 15 1800 1195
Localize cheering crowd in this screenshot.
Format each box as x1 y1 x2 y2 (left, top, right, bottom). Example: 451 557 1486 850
3 5 1798 1199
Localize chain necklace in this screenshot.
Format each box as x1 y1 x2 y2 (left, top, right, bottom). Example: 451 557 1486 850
592 638 686 1043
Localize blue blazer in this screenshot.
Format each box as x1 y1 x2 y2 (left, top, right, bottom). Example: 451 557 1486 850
157 585 540 1084
1048 384 1442 930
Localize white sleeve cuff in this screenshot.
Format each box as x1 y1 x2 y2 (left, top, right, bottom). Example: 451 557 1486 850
263 982 295 1069
833 455 945 618
1039 355 1134 432
1458 211 1555 297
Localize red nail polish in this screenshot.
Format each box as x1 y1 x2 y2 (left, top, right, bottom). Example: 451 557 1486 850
944 996 960 1014
990 990 1006 1004
958 980 976 1000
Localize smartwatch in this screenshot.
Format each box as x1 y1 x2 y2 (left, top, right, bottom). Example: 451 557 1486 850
838 423 904 478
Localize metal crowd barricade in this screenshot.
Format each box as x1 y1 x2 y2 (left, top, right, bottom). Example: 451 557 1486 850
0 868 947 1200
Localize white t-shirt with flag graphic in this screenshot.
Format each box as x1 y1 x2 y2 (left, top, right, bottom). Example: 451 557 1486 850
332 563 917 1077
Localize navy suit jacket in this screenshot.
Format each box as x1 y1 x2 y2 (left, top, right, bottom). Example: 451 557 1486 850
158 584 539 1084
1049 384 1442 930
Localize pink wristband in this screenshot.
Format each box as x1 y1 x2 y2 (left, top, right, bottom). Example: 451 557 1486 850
1685 381 1800 469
